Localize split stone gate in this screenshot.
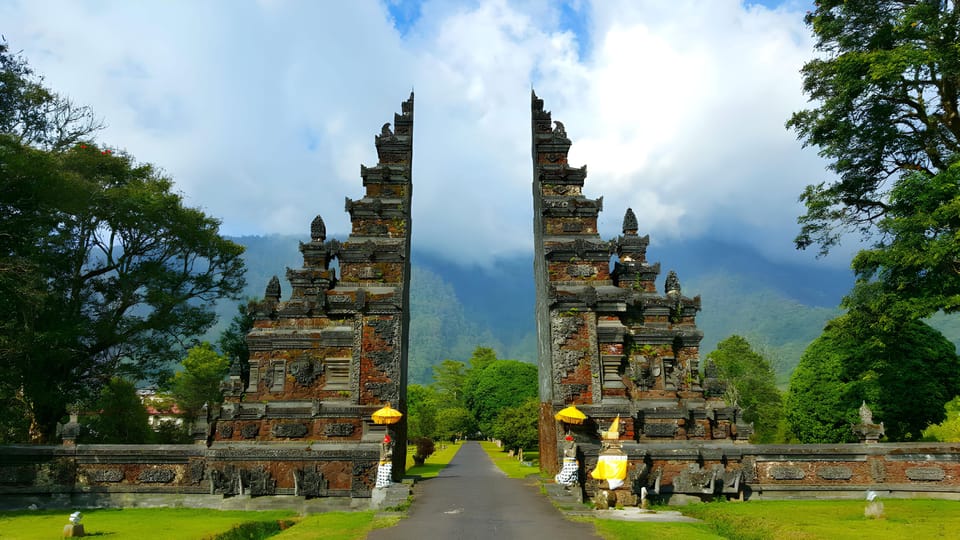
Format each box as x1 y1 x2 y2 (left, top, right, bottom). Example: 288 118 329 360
2 93 960 509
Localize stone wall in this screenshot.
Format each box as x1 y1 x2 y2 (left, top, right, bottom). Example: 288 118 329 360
571 441 960 503
0 443 381 509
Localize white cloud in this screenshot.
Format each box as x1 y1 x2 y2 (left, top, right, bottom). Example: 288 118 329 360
1 0 841 270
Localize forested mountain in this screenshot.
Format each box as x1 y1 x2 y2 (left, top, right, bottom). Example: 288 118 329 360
213 235 960 387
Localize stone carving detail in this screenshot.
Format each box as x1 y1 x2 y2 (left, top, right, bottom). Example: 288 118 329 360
219 424 234 439
295 466 329 498
211 465 276 497
567 264 596 278
665 270 681 295
369 318 397 342
562 221 583 232
622 208 638 232
188 460 205 485
290 357 323 386
551 315 584 347
265 276 281 300
311 215 326 242
673 464 741 495
869 459 886 482
770 466 805 480
273 423 309 438
369 350 394 373
211 466 240 497
324 423 355 437
817 466 853 480
351 461 375 495
558 383 589 401
87 469 123 483
246 466 277 496
643 423 678 437
137 468 176 484
554 350 583 383
906 467 945 481
241 423 259 439
365 381 398 401
688 423 707 438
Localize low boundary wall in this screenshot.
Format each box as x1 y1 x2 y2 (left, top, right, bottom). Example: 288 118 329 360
0 443 380 511
576 442 960 504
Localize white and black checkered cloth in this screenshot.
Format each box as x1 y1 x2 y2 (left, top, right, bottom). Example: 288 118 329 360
375 463 393 489
555 457 578 485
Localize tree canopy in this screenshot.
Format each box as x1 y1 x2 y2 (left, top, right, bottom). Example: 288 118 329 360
786 310 960 442
169 342 231 421
788 1 960 323
0 41 246 442
706 335 784 443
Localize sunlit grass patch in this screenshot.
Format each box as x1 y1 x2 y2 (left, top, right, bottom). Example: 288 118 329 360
681 498 960 540
272 510 384 540
479 440 540 478
405 440 463 478
0 507 296 540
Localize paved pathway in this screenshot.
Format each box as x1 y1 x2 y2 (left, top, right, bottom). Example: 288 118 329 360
367 441 601 540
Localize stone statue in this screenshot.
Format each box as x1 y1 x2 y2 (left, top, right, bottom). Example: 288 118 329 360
554 435 579 487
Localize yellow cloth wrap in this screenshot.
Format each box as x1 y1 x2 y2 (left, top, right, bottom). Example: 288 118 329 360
590 454 627 483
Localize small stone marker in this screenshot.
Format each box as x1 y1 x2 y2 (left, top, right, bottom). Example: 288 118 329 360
63 511 84 537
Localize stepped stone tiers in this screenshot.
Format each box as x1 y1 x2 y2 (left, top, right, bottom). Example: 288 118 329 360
531 92 750 490
213 93 415 496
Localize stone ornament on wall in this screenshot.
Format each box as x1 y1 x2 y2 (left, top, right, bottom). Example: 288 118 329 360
273 423 309 438
137 468 176 484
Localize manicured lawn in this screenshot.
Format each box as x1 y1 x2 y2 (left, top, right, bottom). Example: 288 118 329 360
592 519 724 540
272 510 396 540
0 507 296 539
404 440 463 478
589 499 960 539
681 498 960 540
479 440 540 478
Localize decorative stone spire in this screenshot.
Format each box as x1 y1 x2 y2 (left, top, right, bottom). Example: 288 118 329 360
665 270 681 295
265 275 281 300
310 215 326 242
622 208 638 235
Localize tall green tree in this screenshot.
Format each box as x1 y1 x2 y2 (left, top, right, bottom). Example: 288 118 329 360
492 397 539 452
788 1 960 323
432 359 468 406
169 343 231 421
468 359 538 436
706 335 784 443
786 309 960 443
406 384 440 441
0 43 246 442
80 377 152 444
922 396 960 441
0 39 102 150
789 1 960 254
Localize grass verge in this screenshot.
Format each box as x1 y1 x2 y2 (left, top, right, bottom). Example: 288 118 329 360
681 498 960 540
479 441 540 478
271 510 396 540
0 507 296 540
404 440 463 478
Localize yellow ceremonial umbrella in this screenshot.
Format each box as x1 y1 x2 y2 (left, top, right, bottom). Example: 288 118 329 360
555 405 587 425
372 403 403 425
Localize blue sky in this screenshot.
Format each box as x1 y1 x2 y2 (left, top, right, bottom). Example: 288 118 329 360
2 0 842 268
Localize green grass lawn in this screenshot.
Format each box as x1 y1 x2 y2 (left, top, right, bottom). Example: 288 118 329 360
271 510 396 540
479 440 541 478
404 440 463 478
680 498 960 540
0 507 296 539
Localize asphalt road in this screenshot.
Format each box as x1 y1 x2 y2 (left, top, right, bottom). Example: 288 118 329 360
367 441 600 540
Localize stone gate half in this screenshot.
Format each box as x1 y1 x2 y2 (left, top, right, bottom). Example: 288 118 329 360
531 91 750 476
215 93 415 491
